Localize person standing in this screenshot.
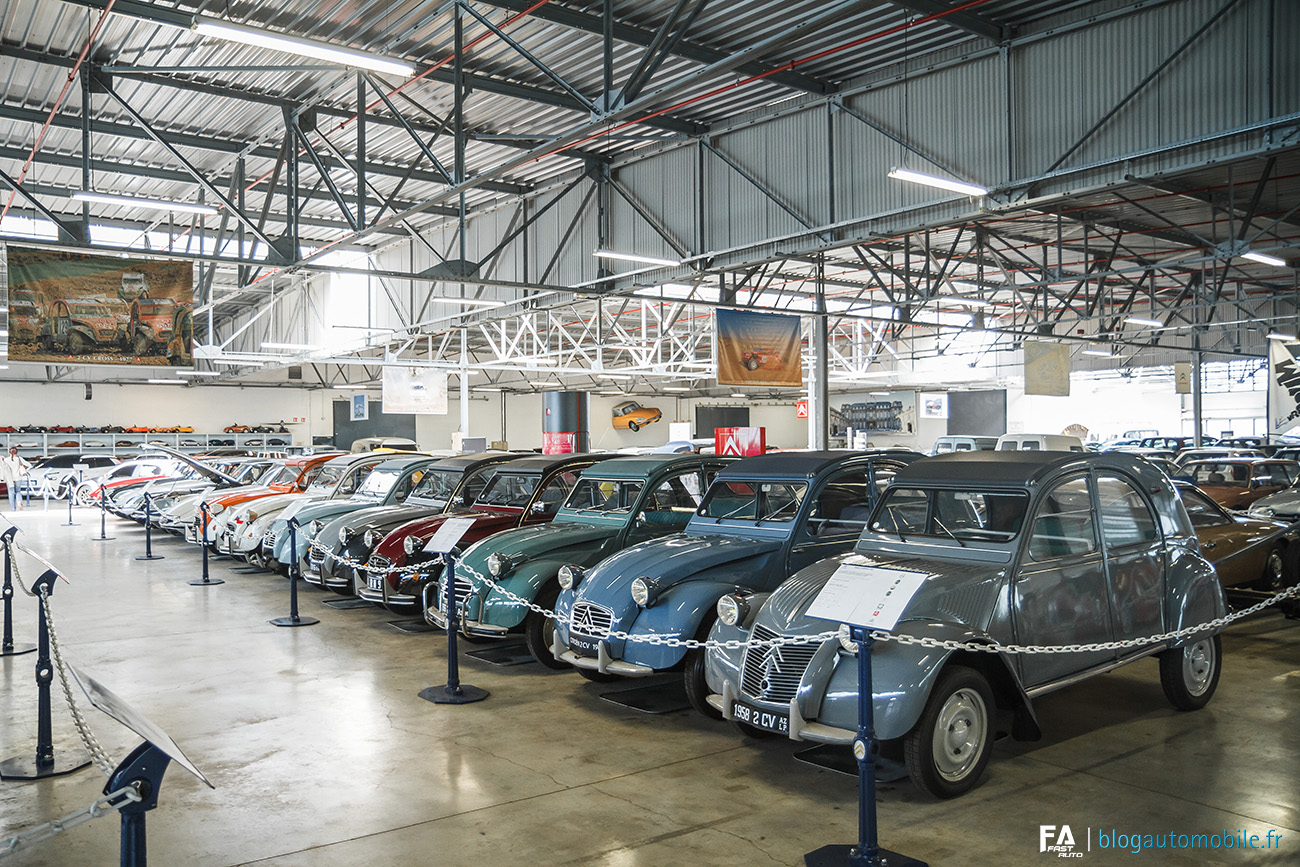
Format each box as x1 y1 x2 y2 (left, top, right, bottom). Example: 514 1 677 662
1 447 33 511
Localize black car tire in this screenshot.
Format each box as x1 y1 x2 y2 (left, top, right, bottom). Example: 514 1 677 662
745 357 759 371
903 665 995 799
1159 634 1221 711
68 331 89 354
628 421 640 432
133 333 152 357
684 613 722 720
525 584 569 669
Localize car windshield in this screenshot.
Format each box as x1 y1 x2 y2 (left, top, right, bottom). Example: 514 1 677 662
697 480 807 523
13 305 38 316
474 472 539 508
263 465 297 486
1187 463 1250 487
355 467 402 500
309 465 346 491
1177 487 1229 527
406 469 464 506
562 478 645 513
869 488 1029 542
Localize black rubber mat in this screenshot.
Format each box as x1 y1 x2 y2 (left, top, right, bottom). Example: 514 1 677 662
598 679 690 714
464 642 534 666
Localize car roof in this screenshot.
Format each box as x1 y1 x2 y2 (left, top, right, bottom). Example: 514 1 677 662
367 454 444 471
716 449 923 480
577 453 726 479
486 452 610 474
426 451 520 472
321 451 398 468
1183 457 1277 465
893 450 1159 487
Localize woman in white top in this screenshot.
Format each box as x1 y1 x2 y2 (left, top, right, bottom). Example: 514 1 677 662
1 447 33 510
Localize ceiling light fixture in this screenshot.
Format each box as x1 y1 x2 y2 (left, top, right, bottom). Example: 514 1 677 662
887 167 988 197
662 386 691 392
473 387 504 392
1124 316 1164 328
593 249 681 268
1081 349 1114 357
1241 250 1287 268
146 378 186 384
261 342 320 351
730 393 746 399
72 191 218 216
1267 332 1297 342
177 370 220 377
193 16 415 76
212 359 266 366
942 295 990 307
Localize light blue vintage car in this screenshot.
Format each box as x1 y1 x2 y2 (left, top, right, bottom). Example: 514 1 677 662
703 451 1227 798
552 450 923 709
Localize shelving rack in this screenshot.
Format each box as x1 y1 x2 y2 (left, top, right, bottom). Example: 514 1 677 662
0 432 295 456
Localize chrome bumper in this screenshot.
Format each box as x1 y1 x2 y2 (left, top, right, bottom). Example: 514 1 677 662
551 632 654 676
706 683 854 745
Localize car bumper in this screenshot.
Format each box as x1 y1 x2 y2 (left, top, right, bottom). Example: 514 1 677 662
550 633 655 676
704 685 854 744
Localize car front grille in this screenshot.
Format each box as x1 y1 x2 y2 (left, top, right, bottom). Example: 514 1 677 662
434 574 474 613
740 624 819 705
262 530 277 548
570 602 614 639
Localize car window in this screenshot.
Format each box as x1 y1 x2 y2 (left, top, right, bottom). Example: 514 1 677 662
871 463 901 497
870 487 1027 541
334 463 374 496
1096 475 1159 547
392 469 422 501
1177 487 1230 528
697 480 807 523
533 470 581 516
1189 463 1248 486
563 478 646 513
476 471 540 508
407 468 463 506
808 469 874 536
457 467 494 503
1028 476 1096 560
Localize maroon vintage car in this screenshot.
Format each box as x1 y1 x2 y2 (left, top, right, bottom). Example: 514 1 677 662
357 452 615 614
740 347 784 370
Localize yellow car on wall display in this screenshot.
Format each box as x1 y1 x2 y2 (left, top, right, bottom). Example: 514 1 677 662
611 400 662 432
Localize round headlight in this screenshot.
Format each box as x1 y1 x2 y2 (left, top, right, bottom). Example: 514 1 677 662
363 529 379 549
209 503 225 515
403 535 419 555
630 576 658 607
717 593 750 627
837 623 859 653
338 526 351 544
247 510 259 524
487 552 509 577
308 520 322 536
557 564 583 590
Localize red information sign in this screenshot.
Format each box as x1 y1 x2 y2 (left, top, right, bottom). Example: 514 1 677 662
796 400 809 419
714 427 766 456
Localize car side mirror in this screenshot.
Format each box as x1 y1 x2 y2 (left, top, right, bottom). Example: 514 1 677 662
530 501 548 515
451 495 465 506
634 514 648 528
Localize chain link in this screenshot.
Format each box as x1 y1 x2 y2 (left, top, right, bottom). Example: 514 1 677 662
311 535 1300 654
39 587 115 776
0 785 142 859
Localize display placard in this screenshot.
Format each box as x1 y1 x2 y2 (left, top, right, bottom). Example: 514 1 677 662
805 563 929 632
423 516 478 554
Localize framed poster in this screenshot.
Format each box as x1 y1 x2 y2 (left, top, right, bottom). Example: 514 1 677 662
351 393 369 422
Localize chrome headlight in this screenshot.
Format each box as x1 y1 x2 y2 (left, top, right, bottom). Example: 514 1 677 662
209 503 225 515
246 510 259 524
557 564 583 590
487 552 512 577
630 576 659 607
837 623 859 654
363 529 379 549
717 593 750 627
338 526 351 544
403 535 420 556
308 520 322 536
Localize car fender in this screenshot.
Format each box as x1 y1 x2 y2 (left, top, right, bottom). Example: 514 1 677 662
619 579 737 670
1165 545 1228 643
478 559 570 628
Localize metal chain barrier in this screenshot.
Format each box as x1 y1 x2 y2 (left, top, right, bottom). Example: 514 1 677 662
5 534 117 775
0 785 142 859
309 537 1300 654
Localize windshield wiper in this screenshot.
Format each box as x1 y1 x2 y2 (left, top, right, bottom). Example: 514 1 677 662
932 517 968 547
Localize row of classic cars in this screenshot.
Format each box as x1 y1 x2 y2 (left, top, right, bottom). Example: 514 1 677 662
99 445 1299 799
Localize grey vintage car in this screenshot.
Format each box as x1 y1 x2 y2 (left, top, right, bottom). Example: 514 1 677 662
704 451 1227 798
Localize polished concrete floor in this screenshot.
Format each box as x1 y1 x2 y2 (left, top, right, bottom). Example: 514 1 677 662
1 506 1297 866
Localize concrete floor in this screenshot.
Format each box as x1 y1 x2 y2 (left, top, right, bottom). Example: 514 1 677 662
1 506 1297 866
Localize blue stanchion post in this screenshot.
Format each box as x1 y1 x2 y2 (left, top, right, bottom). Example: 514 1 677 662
270 519 317 627
91 478 115 542
419 550 488 705
1 527 35 657
135 495 163 562
0 569 92 780
105 741 172 867
804 628 927 867
189 503 224 586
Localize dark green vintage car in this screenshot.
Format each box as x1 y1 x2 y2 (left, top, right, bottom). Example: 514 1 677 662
433 453 735 665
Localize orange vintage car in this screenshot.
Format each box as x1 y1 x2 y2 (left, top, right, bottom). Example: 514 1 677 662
194 452 344 544
611 400 662 432
1183 458 1300 510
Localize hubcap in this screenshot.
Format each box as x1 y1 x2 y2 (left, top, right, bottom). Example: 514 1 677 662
931 688 988 782
1265 550 1285 591
1182 639 1215 696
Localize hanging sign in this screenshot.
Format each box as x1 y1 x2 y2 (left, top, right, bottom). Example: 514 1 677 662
796 400 809 419
382 367 448 414
805 563 929 632
1269 340 1300 434
716 310 802 387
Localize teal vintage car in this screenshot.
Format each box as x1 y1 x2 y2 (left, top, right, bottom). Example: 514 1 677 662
433 453 735 665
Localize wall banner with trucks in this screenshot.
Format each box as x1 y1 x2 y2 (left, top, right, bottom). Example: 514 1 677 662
3 244 193 366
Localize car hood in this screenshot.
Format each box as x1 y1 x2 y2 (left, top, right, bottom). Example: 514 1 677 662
1248 488 1300 514
238 492 314 518
281 496 385 526
755 552 1007 638
372 510 522 560
326 503 448 540
577 533 783 602
465 522 616 566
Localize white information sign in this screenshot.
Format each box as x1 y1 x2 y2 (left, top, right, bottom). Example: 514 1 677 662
805 563 929 632
423 516 479 554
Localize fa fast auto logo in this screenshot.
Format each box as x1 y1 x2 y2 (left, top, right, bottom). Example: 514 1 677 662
1041 825 1083 858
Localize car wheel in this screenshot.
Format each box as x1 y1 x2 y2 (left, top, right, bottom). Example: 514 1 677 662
1260 544 1289 593
1159 634 1221 711
628 421 640 432
903 665 994 798
745 357 759 371
684 614 722 720
525 585 569 669
133 334 152 357
74 485 95 507
575 667 620 683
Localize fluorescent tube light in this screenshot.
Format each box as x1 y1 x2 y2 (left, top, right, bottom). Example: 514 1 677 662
942 295 990 307
261 342 320 351
72 191 218 216
730 393 746 398
1267 332 1296 342
869 391 892 396
599 390 625 396
177 370 220 377
212 359 265 366
1124 317 1164 328
662 387 691 392
474 387 504 392
1081 349 1114 357
888 167 988 197
594 249 681 268
1241 250 1287 268
147 378 186 384
193 17 414 77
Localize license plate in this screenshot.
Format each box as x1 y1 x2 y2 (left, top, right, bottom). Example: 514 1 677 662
731 700 789 735
569 634 601 657
367 574 383 592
